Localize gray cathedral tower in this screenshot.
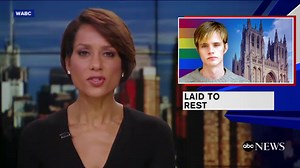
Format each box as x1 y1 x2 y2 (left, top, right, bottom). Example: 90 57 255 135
232 19 288 83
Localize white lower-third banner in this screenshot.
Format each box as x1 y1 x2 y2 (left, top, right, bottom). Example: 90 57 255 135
183 91 274 110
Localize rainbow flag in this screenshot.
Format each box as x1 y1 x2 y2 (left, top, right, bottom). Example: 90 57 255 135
178 18 210 77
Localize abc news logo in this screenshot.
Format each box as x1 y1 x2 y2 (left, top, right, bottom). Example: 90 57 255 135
243 141 285 152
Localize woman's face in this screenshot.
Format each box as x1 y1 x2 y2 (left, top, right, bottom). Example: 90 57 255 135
65 24 122 99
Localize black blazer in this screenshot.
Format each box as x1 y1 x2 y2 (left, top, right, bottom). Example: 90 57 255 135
18 107 175 168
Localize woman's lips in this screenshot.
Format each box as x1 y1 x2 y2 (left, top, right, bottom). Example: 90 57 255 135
87 76 105 87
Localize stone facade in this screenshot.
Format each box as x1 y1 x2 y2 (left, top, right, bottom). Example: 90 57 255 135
232 19 289 83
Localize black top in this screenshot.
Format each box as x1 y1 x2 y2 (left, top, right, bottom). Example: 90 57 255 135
18 107 175 168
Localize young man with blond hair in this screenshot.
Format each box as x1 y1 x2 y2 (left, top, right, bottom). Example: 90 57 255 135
179 21 248 83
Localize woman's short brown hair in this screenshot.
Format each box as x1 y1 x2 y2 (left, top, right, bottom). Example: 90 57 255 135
60 8 136 83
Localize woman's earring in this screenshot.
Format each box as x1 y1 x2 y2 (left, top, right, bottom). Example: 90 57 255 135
67 70 71 75
121 72 124 78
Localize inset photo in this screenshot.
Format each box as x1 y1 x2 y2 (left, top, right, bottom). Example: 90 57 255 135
178 17 295 85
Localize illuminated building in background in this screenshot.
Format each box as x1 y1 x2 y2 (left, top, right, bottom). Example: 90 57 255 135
0 2 30 128
116 45 161 117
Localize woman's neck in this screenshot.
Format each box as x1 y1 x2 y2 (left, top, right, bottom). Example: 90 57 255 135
67 94 123 127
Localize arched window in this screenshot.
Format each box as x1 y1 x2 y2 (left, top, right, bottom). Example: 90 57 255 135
251 34 254 47
253 67 256 82
258 68 262 82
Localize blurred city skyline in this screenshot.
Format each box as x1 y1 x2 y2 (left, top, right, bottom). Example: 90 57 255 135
0 0 266 102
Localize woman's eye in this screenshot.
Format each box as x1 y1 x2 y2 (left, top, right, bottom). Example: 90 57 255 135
78 50 89 56
103 52 114 57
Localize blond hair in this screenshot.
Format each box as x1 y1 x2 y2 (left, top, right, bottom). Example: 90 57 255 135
194 21 228 49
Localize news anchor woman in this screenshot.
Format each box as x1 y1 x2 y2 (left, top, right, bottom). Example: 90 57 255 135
18 8 175 168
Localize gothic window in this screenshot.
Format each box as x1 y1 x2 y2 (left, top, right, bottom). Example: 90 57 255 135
257 36 260 48
251 34 254 46
258 68 262 82
247 65 251 80
253 67 257 82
